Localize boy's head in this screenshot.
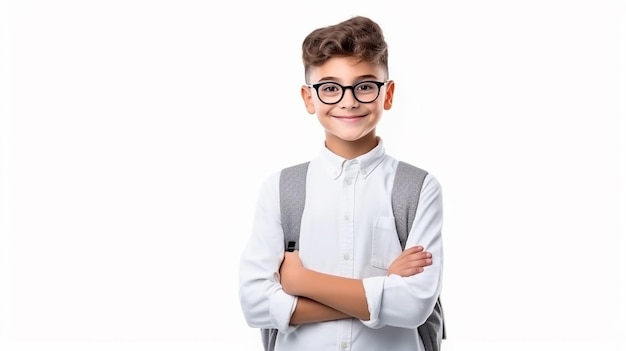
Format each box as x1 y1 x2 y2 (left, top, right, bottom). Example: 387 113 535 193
300 16 395 158
302 16 389 84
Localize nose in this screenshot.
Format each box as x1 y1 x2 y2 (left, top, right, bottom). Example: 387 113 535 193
338 87 358 108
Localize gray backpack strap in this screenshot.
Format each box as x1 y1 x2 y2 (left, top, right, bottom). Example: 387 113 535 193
260 329 277 351
279 161 310 251
392 161 428 249
419 301 446 351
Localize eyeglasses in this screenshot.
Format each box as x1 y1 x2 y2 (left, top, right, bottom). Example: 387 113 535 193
308 80 387 105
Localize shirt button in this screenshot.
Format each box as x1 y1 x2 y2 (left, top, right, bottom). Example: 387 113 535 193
346 178 353 185
340 341 348 349
344 214 350 221
343 253 350 260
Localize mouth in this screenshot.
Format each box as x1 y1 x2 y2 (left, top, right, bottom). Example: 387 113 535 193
332 114 366 122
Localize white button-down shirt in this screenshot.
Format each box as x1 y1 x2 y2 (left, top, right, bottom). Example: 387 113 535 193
239 141 444 351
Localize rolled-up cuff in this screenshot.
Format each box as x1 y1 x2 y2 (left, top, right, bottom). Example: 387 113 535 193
360 276 385 329
270 291 299 334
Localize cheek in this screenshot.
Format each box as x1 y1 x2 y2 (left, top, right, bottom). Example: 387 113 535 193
371 102 386 115
313 102 332 116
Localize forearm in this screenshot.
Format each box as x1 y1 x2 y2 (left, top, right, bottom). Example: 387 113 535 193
292 268 370 321
290 297 350 325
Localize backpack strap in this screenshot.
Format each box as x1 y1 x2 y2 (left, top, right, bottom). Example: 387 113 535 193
260 328 277 351
392 161 428 249
279 161 310 251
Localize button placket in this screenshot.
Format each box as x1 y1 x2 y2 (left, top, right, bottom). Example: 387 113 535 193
339 163 358 276
338 162 358 351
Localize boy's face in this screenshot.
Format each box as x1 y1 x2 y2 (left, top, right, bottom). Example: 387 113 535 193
301 57 394 153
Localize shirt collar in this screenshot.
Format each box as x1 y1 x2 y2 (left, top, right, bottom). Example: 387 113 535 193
319 138 386 180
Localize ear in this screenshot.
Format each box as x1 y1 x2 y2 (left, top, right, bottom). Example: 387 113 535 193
383 80 395 110
301 85 316 114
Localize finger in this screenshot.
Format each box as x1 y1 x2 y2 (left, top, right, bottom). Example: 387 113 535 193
416 258 433 267
413 258 433 268
396 246 424 260
395 251 430 266
399 258 432 270
404 246 424 253
407 251 432 260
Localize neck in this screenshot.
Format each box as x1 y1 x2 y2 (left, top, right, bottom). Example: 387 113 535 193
325 134 379 160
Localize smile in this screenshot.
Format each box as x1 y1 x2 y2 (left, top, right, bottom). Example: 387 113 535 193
332 115 366 121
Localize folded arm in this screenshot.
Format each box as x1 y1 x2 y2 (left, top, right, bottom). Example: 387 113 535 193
281 175 444 329
281 245 433 324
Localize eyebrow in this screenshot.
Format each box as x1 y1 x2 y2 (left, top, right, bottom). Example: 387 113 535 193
316 74 381 83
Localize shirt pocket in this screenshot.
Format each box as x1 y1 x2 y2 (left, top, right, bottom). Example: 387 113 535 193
371 216 402 270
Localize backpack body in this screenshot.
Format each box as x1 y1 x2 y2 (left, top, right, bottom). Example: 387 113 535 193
261 160 445 351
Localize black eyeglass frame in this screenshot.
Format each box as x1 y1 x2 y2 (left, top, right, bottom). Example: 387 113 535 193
308 80 388 105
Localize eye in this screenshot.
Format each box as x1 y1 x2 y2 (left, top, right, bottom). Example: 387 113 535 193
319 83 341 93
355 82 378 92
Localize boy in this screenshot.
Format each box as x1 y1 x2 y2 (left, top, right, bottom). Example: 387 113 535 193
239 16 443 351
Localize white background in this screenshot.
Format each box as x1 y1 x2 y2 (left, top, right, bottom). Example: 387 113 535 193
1 1 624 350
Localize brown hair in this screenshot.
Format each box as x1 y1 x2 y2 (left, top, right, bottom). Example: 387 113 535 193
302 16 389 83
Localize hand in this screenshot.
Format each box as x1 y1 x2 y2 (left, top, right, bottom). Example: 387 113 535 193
279 251 304 295
387 246 432 277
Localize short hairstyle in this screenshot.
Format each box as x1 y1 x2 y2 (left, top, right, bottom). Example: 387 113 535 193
302 16 389 83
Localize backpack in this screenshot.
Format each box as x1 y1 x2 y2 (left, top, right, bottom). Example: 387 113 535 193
261 160 446 351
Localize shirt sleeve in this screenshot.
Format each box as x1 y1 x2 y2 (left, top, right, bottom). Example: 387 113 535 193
361 174 444 329
238 173 299 334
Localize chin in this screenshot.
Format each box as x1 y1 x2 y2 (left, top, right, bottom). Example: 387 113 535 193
335 134 369 142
